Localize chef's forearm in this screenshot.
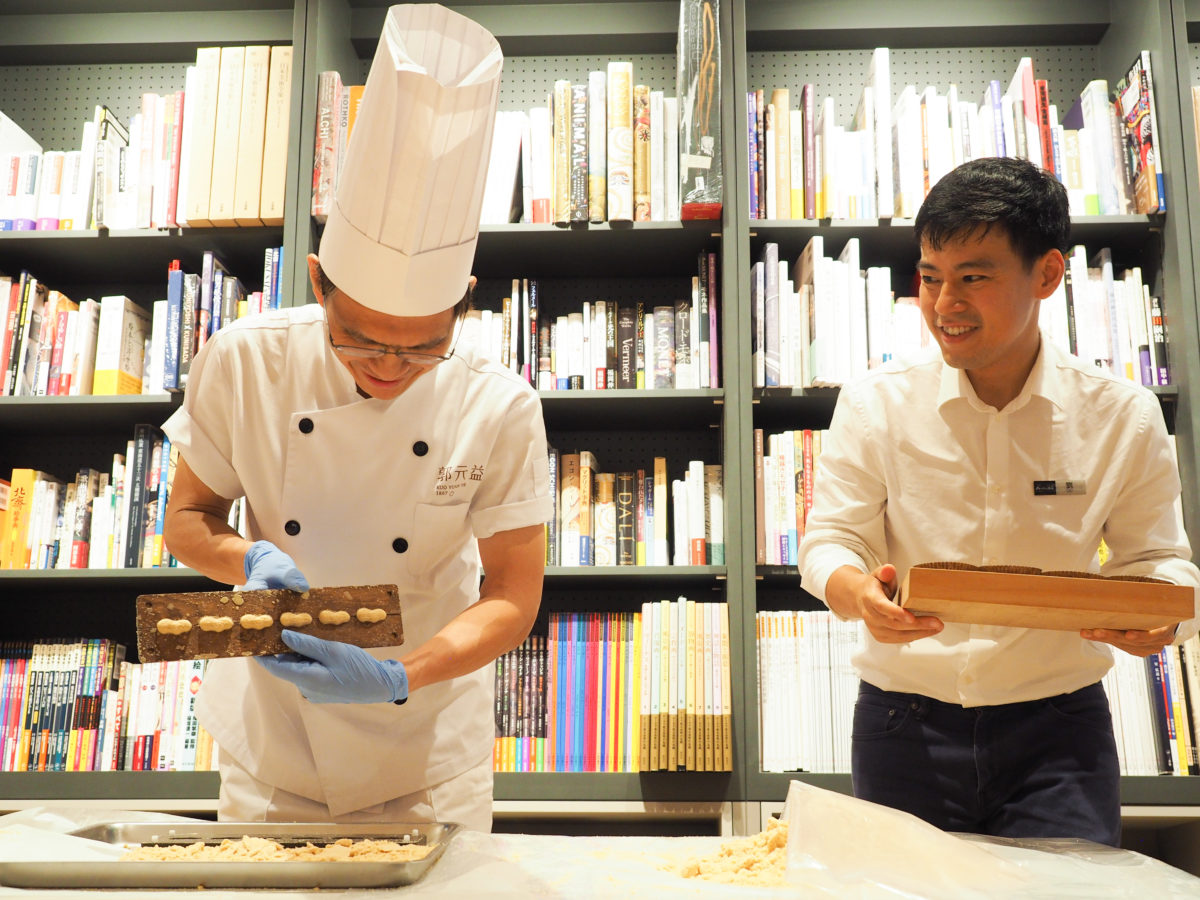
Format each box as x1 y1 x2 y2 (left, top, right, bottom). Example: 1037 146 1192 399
163 457 253 586
402 522 545 692
163 505 253 586
401 594 535 692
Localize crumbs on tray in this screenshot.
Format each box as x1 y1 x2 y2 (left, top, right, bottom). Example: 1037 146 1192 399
120 835 433 862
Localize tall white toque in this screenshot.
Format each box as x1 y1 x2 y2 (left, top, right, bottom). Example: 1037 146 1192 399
318 4 503 315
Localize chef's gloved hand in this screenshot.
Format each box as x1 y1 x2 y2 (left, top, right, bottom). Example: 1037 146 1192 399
242 540 309 592
257 629 409 704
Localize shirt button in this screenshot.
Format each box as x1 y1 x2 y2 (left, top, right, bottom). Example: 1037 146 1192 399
298 418 314 434
284 520 301 536
392 537 409 554
413 441 428 457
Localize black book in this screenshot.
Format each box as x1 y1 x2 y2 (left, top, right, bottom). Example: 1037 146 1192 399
617 305 636 389
123 423 160 568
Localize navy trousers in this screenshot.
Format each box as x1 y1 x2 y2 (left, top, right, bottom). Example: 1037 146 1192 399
850 680 1122 846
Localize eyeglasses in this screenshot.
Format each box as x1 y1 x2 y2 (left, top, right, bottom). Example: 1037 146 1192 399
326 306 463 368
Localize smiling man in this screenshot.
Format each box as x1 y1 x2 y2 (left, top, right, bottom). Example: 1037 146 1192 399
796 156 1200 845
161 5 551 830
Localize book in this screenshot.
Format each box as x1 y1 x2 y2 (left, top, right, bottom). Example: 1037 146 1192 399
259 45 293 226
587 70 607 223
528 105 552 223
632 84 651 221
559 453 581 566
1116 51 1165 215
208 46 246 226
552 80 571 225
615 472 636 566
90 106 130 230
606 62 634 222
182 47 222 226
311 69 342 222
579 450 597 565
233 45 271 225
93 296 150 395
569 84 589 224
67 298 100 396
480 110 525 225
122 424 160 569
8 275 49 397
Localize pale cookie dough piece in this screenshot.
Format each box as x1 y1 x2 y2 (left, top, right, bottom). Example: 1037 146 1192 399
356 607 387 624
156 619 192 635
199 616 235 632
240 614 274 630
319 609 351 625
280 612 313 627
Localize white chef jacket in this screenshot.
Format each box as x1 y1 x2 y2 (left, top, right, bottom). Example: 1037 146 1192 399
162 304 552 816
797 335 1200 708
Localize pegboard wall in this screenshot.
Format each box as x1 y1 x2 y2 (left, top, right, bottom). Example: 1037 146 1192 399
0 63 190 152
746 45 1099 125
360 54 679 111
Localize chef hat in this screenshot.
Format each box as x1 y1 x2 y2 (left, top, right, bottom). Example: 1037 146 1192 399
318 4 503 316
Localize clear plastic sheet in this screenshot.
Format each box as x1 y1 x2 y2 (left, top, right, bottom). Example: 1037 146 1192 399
783 780 1200 898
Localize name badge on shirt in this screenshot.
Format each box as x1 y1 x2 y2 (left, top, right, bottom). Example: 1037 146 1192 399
1033 479 1087 496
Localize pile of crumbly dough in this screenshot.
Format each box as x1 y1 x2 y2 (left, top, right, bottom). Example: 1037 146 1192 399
121 835 433 863
677 818 789 886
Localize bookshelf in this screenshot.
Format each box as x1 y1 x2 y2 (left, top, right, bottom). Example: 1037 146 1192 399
3 0 1200 866
732 0 1200 863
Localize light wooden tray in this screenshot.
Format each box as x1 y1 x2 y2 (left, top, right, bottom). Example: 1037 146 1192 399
898 565 1193 631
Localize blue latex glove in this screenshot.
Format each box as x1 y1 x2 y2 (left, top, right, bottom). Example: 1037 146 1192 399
257 629 409 704
243 540 309 592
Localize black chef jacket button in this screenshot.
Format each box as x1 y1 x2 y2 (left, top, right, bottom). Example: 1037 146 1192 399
299 418 314 434
412 440 428 456
285 520 301 536
392 537 409 554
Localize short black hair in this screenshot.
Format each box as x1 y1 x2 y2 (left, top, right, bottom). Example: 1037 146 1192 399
913 157 1070 268
315 261 474 319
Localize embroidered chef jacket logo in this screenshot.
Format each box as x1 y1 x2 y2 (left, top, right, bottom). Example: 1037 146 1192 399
435 464 484 497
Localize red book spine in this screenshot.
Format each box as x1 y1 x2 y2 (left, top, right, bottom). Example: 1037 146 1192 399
1035 79 1056 176
585 613 598 771
165 90 186 227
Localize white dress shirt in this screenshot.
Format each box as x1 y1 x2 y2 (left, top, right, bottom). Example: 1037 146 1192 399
797 336 1200 707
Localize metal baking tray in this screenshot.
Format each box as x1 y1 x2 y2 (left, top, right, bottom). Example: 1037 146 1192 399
0 821 460 889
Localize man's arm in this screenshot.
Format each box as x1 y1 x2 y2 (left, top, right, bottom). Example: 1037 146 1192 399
401 523 545 693
826 563 943 643
163 454 253 586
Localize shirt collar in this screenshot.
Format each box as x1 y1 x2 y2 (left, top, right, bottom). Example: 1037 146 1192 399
936 332 1063 414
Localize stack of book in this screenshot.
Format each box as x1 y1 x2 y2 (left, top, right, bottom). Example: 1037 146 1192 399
463 253 720 390
493 600 733 773
0 638 218 773
753 428 828 567
545 452 722 569
0 249 280 399
756 609 858 774
313 61 683 224
748 48 1165 221
0 45 291 232
2 423 175 571
751 237 1171 390
1104 637 1200 777
752 239 901 389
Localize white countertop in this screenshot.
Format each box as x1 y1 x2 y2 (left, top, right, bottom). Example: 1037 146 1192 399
1 805 1198 898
